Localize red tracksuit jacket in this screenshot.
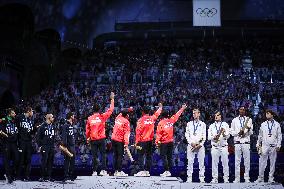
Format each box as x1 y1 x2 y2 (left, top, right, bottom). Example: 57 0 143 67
111 113 130 145
155 107 185 144
85 99 114 140
135 107 162 144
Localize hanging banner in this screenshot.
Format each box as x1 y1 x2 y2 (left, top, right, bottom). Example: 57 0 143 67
193 0 221 26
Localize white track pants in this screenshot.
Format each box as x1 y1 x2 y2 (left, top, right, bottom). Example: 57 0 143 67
235 144 250 178
187 146 205 177
258 145 277 179
211 146 229 179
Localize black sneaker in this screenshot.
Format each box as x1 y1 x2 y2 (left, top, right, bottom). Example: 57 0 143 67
48 177 55 182
63 176 69 182
8 177 13 184
24 177 31 181
39 177 45 182
71 176 77 181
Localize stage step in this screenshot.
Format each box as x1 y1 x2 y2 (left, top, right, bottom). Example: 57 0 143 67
0 176 283 189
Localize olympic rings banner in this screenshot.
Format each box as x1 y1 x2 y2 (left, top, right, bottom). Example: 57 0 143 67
193 0 221 26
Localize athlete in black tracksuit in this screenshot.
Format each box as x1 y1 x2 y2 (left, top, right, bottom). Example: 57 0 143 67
61 112 76 181
17 107 35 181
0 108 19 184
36 113 55 182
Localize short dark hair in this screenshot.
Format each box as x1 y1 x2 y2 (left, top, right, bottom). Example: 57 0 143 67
121 109 129 117
193 108 200 113
160 110 170 118
92 103 101 112
142 106 151 114
214 110 222 116
265 109 275 116
25 106 33 113
66 112 74 119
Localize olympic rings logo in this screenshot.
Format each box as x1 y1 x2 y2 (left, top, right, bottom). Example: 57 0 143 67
196 8 218 17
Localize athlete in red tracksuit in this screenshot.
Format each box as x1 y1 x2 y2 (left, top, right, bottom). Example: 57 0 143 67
85 92 114 176
134 103 162 176
155 104 187 177
111 109 131 176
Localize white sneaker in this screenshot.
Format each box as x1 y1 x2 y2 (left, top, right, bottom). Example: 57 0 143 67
92 171 98 176
244 177 250 183
160 171 171 177
119 171 128 177
254 177 263 183
268 177 275 183
224 177 229 183
233 177 240 183
200 176 205 183
99 170 109 176
114 171 119 176
211 178 218 183
186 176 192 183
134 171 147 177
145 171 150 176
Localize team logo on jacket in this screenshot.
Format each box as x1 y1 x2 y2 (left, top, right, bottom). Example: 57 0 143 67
164 122 173 128
21 121 33 132
91 117 102 124
144 120 153 125
115 120 123 125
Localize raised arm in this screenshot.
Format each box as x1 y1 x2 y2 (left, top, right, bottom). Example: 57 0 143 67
170 104 187 123
151 103 163 120
102 92 115 120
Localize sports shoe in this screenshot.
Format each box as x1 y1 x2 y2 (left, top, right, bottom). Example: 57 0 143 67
99 170 109 176
186 176 192 183
233 177 240 183
38 177 45 182
224 177 229 183
211 178 218 183
268 177 275 183
244 177 250 183
200 176 205 183
48 177 55 182
118 171 128 177
134 171 147 177
114 171 119 176
254 177 263 183
160 171 171 177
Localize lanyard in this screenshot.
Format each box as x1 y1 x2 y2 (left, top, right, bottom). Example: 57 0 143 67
239 116 245 128
215 121 222 133
267 120 274 135
193 120 200 135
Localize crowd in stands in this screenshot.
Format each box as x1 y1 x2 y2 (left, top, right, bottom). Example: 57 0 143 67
14 38 284 167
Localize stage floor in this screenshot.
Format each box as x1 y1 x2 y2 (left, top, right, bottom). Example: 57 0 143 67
0 176 283 189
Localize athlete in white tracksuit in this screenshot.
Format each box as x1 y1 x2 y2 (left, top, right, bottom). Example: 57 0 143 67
208 111 230 183
255 110 282 183
185 108 206 183
230 106 253 183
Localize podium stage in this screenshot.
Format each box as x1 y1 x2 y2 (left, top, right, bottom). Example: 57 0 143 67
0 176 283 189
